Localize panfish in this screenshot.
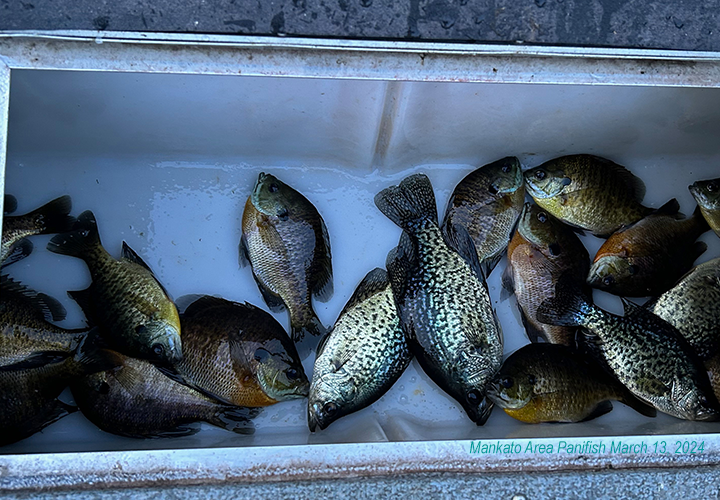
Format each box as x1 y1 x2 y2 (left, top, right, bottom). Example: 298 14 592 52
690 177 720 237
167 296 308 407
524 155 652 236
537 277 719 421
71 352 258 439
502 203 591 346
487 343 656 423
47 210 182 365
375 173 503 425
240 172 332 345
587 199 708 297
442 156 525 276
1 195 74 266
308 268 411 431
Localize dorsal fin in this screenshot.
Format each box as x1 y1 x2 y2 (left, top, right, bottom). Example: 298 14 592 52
0 275 66 322
654 198 681 218
443 223 486 283
589 155 647 202
121 242 153 272
182 295 240 318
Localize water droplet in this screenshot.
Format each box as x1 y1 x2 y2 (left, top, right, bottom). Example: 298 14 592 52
440 17 455 29
399 385 405 391
399 395 409 405
535 0 546 6
673 17 684 28
512 495 528 500
410 376 417 383
360 0 372 6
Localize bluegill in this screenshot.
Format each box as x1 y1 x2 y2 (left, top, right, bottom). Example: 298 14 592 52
442 157 525 276
240 173 332 345
690 178 720 237
487 343 656 423
524 155 652 236
503 203 591 346
47 211 182 365
308 268 411 431
375 173 503 425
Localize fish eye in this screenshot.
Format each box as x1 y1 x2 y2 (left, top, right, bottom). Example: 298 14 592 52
528 374 537 385
502 163 512 173
269 184 279 193
537 212 548 223
561 177 572 186
603 275 615 287
136 325 148 335
534 169 547 180
628 264 639 275
488 184 499 195
500 377 514 388
323 402 338 416
548 243 561 256
99 382 110 395
277 208 289 221
285 367 300 380
467 389 481 404
152 343 165 356
708 182 718 192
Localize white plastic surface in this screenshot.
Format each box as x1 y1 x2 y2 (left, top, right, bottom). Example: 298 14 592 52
2 70 720 454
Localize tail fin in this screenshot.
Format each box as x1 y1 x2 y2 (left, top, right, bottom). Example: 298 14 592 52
536 275 594 327
291 313 326 343
29 195 75 235
207 406 260 435
47 210 101 260
374 174 438 230
2 239 34 268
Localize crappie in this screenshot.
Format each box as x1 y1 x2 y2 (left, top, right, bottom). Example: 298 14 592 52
375 173 503 425
442 157 525 276
47 211 182 365
487 343 656 423
240 172 332 345
308 268 411 431
71 352 258 439
690 177 720 237
168 296 308 407
587 200 708 297
537 277 719 421
524 155 652 236
503 203 590 346
1 195 74 266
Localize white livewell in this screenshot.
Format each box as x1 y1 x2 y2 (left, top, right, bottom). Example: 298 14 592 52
2 69 720 453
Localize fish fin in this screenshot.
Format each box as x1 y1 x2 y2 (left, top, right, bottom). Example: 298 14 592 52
580 400 614 422
0 275 67 321
654 198 681 217
636 376 671 398
290 314 327 343
156 364 236 406
73 328 123 375
374 173 438 230
386 231 415 301
23 400 78 441
4 194 18 214
207 405 260 435
691 203 711 231
121 241 152 272
315 330 332 358
0 351 71 371
1 239 34 268
312 218 334 303
338 268 388 317
691 241 708 262
253 274 286 312
47 210 101 260
238 233 250 268
536 275 593 327
181 295 234 318
519 309 547 344
620 297 643 316
443 223 486 283
68 287 97 324
27 195 75 235
590 155 647 203
175 294 208 315
500 264 515 301
620 393 657 418
481 253 503 278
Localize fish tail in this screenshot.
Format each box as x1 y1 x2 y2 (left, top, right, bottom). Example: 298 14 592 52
291 312 327 343
47 210 102 260
374 173 438 230
28 195 75 234
536 275 594 327
207 406 260 435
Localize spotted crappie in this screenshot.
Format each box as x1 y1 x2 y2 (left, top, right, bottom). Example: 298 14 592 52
1 195 74 266
442 157 525 276
690 177 720 237
587 200 708 297
375 173 503 425
537 277 719 421
240 173 332 346
308 268 411 431
167 296 308 407
503 203 591 346
524 155 652 237
487 343 656 423
71 352 258 439
47 210 182 365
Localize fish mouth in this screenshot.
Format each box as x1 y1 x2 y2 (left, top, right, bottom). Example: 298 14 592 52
307 402 326 432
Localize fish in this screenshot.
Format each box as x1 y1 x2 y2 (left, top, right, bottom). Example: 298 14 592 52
502 203 591 346
47 210 182 365
166 296 308 407
587 199 708 297
537 276 719 421
0 275 88 371
71 352 258 439
1 195 74 266
240 172 332 345
487 343 656 423
690 177 720 237
441 156 525 276
374 173 503 425
308 268 411 431
524 155 652 237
